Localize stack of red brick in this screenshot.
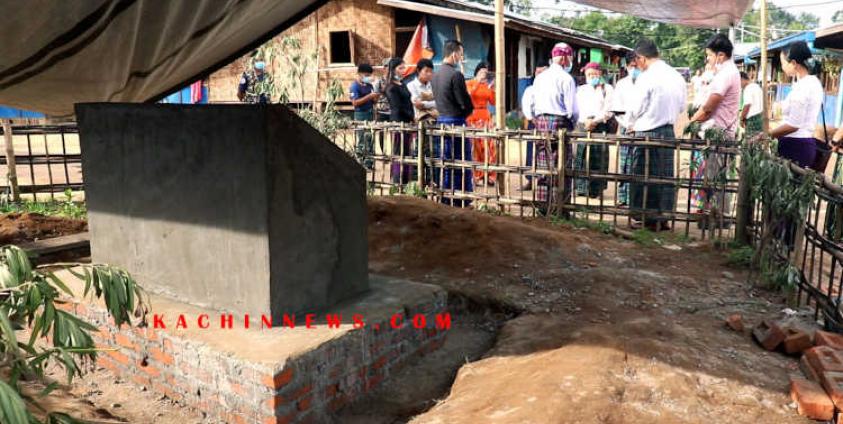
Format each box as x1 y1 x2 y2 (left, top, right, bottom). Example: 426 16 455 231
750 317 843 422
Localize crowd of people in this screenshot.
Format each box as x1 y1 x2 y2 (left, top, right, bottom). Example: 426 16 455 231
236 33 829 230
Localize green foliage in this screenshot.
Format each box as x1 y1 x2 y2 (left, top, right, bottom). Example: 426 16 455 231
548 12 715 69
257 37 349 139
727 245 754 268
0 190 86 220
740 6 820 42
549 215 613 235
473 0 532 14
0 246 148 423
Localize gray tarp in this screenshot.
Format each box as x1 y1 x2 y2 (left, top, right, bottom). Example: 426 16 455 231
571 0 753 28
0 0 322 116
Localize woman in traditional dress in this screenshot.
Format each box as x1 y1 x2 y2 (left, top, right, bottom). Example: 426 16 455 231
466 62 497 186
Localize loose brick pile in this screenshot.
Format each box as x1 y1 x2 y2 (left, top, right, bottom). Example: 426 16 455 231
748 317 843 422
57 286 448 424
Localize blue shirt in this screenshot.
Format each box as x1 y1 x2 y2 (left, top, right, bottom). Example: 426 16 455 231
349 81 375 112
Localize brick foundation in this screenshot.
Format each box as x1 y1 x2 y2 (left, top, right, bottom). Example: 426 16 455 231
58 273 448 423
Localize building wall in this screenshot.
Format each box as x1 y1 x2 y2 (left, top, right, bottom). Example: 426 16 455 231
208 0 393 104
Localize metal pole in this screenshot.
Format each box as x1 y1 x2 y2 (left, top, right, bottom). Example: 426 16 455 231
760 0 769 134
494 0 505 129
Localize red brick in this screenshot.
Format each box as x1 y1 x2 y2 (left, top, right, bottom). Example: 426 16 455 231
106 349 131 365
261 367 294 389
230 382 247 396
801 355 821 382
817 330 843 351
821 371 843 408
752 320 786 351
325 384 338 399
784 328 813 355
131 374 151 388
162 338 174 352
291 384 312 400
791 376 834 420
138 362 161 378
231 413 248 424
806 346 843 373
366 374 384 391
372 355 388 370
149 347 174 366
328 394 348 412
115 333 138 350
725 314 743 332
297 394 312 411
96 355 120 373
264 394 288 411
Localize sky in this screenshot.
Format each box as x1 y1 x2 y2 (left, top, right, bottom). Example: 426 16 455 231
530 0 843 29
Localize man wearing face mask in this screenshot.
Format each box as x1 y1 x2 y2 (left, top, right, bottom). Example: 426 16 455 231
531 42 579 212
574 62 615 198
237 59 273 104
626 38 687 231
688 33 740 227
349 63 380 169
431 40 474 207
612 51 641 206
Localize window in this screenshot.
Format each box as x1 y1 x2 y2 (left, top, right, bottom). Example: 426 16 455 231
395 31 414 58
329 31 354 64
394 9 422 56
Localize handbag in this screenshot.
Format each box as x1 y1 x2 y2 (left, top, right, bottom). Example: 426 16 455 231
812 102 832 173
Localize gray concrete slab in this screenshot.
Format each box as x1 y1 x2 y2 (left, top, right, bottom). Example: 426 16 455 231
75 103 368 319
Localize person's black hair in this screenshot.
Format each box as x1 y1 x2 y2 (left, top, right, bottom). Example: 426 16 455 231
624 50 637 64
386 57 405 88
357 63 373 74
634 38 659 59
705 33 733 58
474 61 490 77
740 71 749 80
783 41 820 75
417 58 434 72
444 40 463 58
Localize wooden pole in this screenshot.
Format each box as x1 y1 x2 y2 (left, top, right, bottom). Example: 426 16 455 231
494 0 505 129
760 0 769 134
454 25 465 75
1 120 20 202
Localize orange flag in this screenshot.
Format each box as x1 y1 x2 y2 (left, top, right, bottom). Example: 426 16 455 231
402 18 434 77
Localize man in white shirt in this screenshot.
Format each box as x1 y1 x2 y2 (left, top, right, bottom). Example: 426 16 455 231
520 66 546 191
627 38 687 230
407 59 437 122
740 72 763 137
575 62 615 198
530 42 579 210
612 51 641 206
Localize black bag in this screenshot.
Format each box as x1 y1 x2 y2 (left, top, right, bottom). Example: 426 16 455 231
813 102 832 173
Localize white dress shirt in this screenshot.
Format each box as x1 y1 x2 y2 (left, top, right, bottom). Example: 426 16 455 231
782 74 824 139
407 77 436 119
531 63 579 122
742 82 763 118
628 59 687 133
612 75 636 129
521 85 536 121
576 83 614 125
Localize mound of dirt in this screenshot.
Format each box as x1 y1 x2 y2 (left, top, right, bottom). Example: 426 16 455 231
0 212 87 245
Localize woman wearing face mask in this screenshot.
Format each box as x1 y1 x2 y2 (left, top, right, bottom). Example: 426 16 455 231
385 57 416 184
768 41 824 168
466 62 497 186
574 62 615 198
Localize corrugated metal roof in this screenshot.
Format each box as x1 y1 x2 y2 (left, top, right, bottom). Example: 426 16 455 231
409 0 630 51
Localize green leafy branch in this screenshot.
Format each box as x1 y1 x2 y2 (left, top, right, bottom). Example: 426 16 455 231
0 246 148 423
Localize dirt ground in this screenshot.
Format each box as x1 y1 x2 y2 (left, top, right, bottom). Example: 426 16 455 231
0 212 87 245
17 196 817 423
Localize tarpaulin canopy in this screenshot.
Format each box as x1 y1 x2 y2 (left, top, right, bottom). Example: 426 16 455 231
570 0 753 29
0 0 324 116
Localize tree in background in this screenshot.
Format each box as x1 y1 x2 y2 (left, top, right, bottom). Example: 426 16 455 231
549 12 714 70
833 10 843 24
473 0 532 15
739 5 819 41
